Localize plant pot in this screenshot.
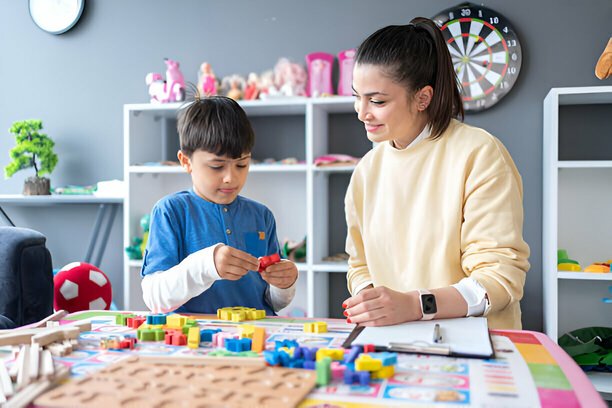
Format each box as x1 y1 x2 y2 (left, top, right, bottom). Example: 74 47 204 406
23 176 51 196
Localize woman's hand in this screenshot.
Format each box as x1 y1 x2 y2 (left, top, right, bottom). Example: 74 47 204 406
213 245 259 280
343 286 422 326
260 260 298 289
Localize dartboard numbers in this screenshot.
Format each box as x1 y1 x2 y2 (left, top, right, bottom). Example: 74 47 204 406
433 3 522 112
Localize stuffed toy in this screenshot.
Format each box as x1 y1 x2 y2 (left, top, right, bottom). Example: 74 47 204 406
54 262 113 312
595 37 612 80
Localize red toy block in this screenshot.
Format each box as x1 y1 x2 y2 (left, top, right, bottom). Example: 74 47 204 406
363 344 376 353
127 316 146 329
258 253 281 272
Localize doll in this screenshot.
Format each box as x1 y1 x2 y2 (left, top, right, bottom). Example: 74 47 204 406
197 62 217 96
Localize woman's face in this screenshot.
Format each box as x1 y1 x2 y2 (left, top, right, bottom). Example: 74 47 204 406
352 63 427 149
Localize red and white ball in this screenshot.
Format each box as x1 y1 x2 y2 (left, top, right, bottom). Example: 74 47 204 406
54 262 112 312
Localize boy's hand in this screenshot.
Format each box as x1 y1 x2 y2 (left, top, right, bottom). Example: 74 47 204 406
213 245 259 280
260 260 298 289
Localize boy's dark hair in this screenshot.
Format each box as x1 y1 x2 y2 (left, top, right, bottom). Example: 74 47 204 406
355 17 464 139
177 95 254 158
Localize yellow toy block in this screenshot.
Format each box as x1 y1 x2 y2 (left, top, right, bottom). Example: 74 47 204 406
584 263 610 273
166 314 187 329
304 322 315 333
240 324 255 339
231 311 246 322
246 309 266 320
316 348 344 361
557 263 581 272
187 327 201 349
278 347 295 357
355 354 383 371
251 327 266 352
371 365 395 379
313 322 327 333
217 307 266 321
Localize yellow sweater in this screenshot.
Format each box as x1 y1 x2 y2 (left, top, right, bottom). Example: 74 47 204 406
345 120 530 329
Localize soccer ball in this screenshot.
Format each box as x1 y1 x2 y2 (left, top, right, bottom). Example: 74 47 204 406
54 262 113 312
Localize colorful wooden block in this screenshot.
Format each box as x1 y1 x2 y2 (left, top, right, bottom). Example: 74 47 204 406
239 324 255 339
200 329 221 342
251 327 266 352
165 314 187 329
371 365 395 379
355 354 383 371
187 326 201 349
316 348 344 361
315 357 332 386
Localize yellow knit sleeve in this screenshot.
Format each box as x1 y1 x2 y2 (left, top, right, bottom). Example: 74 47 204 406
344 174 372 295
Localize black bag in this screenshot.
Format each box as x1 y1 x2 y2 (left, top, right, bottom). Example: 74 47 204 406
0 226 53 329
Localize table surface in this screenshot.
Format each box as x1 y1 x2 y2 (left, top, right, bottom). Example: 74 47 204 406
4 311 606 408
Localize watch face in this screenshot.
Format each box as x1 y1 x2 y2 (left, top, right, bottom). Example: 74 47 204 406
432 3 522 112
422 294 437 314
29 0 84 34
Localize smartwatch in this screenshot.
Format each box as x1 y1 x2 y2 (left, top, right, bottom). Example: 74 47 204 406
418 289 437 320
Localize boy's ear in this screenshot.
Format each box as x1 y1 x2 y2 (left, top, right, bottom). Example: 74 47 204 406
177 150 191 173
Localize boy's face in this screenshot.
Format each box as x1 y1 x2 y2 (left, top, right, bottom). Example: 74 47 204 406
178 149 251 205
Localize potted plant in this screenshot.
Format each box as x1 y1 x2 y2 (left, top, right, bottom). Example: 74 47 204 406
4 119 58 195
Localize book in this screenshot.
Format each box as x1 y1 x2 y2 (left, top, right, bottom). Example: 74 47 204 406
342 317 494 359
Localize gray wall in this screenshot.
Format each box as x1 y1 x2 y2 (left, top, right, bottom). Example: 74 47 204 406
1 0 611 329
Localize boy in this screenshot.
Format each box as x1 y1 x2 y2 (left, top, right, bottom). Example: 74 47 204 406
141 96 298 315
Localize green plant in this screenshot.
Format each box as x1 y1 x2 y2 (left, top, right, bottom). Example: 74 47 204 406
5 119 58 179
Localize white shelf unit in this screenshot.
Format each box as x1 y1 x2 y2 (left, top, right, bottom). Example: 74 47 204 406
123 97 365 317
543 86 612 396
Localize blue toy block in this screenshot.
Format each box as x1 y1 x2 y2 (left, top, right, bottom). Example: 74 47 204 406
303 347 318 361
146 314 167 325
275 339 299 350
368 351 397 366
303 360 316 370
288 358 304 368
226 338 252 352
344 368 371 386
294 346 305 359
278 349 291 367
358 371 370 385
344 345 362 364
200 328 221 342
263 350 279 366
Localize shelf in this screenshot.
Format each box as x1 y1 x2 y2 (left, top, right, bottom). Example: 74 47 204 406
0 194 123 205
313 165 356 173
129 164 308 174
547 86 612 105
312 262 349 273
587 372 612 395
557 161 612 168
557 272 612 281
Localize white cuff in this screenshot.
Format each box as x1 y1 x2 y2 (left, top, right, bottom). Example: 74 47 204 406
353 280 374 295
141 243 223 313
452 277 490 317
267 278 298 312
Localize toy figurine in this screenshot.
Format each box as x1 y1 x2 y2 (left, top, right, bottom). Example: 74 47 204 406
221 74 246 100
337 49 356 96
198 62 217 96
306 52 334 97
243 72 261 100
274 58 307 97
145 58 186 103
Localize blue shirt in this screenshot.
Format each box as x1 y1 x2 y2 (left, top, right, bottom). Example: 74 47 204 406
141 189 280 315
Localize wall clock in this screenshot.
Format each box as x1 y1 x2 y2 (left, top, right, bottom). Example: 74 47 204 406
432 3 522 112
29 0 85 35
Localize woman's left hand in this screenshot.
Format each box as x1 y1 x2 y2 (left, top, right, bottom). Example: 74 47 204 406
260 260 298 289
343 286 421 326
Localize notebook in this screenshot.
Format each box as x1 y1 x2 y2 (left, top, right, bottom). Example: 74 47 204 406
342 317 494 359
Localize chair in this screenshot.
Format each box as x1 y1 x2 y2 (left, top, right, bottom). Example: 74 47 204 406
0 226 53 329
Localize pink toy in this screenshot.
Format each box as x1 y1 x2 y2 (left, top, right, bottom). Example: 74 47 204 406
53 262 113 312
306 52 334 97
274 58 307 97
198 62 217 96
338 49 356 96
145 58 186 104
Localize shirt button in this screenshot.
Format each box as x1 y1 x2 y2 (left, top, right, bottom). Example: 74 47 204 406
226 229 231 235
223 207 228 213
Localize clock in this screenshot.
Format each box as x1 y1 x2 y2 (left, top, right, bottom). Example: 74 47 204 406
29 0 85 35
432 3 522 112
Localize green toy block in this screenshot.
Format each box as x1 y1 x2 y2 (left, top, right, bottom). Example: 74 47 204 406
557 249 569 261
557 258 579 265
115 314 135 326
316 357 332 386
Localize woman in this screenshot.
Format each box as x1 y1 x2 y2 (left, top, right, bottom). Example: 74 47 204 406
342 17 530 330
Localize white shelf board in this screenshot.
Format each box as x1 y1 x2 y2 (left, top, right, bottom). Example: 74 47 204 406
310 96 356 113
312 262 349 272
587 372 612 395
558 161 612 168
129 164 307 174
547 86 612 105
0 194 123 204
313 165 356 173
558 271 612 281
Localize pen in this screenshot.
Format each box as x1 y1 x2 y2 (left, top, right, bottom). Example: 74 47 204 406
433 323 442 343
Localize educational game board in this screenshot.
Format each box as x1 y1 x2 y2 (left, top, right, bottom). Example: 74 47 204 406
32 311 583 407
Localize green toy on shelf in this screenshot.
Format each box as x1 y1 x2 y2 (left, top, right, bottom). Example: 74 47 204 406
125 214 150 260
557 249 581 272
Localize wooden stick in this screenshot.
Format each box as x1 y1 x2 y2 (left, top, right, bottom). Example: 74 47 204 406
0 361 14 399
28 310 68 329
16 345 30 390
40 350 54 379
31 326 79 347
5 365 69 408
28 343 41 381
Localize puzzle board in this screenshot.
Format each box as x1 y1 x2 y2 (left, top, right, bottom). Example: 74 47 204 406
35 355 316 408
2 311 586 408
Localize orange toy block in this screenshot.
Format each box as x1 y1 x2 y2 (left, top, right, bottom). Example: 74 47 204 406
251 327 266 353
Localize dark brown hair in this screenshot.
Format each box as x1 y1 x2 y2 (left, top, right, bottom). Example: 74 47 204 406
355 17 464 139
177 95 254 158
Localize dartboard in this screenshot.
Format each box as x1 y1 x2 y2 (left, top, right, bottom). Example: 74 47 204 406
433 3 522 112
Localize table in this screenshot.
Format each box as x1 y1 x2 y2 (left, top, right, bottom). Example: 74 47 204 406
0 195 122 267
22 311 603 408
